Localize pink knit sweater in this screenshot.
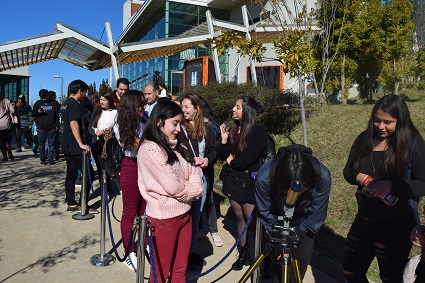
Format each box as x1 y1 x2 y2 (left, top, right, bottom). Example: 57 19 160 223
137 140 203 219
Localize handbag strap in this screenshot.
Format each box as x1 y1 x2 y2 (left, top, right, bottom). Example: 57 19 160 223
181 125 197 157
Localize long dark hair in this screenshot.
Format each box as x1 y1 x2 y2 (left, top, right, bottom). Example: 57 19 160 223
141 100 193 164
199 96 222 127
229 96 259 156
271 151 317 214
354 94 420 178
117 90 145 150
92 92 116 128
181 93 206 140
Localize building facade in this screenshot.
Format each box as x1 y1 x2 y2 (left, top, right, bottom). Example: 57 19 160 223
118 0 316 95
120 0 231 94
0 66 30 102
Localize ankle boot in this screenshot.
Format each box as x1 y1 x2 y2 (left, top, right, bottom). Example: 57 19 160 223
232 244 250 271
1 148 8 161
6 145 14 161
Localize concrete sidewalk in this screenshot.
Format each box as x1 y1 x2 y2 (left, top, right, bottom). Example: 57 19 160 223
0 148 343 283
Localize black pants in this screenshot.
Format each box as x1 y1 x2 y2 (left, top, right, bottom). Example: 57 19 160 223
343 215 415 283
16 126 33 147
64 154 92 206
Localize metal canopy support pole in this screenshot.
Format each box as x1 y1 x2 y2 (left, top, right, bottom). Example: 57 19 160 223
206 10 222 83
105 21 119 84
242 5 257 85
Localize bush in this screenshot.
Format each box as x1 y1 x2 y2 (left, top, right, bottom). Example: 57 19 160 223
181 82 304 136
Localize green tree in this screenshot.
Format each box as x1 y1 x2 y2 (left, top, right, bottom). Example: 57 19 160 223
377 0 414 94
88 82 97 94
98 79 112 94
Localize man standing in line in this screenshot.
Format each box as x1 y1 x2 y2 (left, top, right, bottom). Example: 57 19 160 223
60 79 92 212
143 83 159 117
32 89 60 165
15 95 33 152
115 78 130 101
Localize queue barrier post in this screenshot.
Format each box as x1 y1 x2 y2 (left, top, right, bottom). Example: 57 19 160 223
136 215 148 283
73 150 95 220
90 170 116 267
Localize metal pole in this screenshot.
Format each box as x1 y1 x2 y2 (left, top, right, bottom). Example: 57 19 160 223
72 151 94 220
253 219 262 282
61 77 64 101
90 170 116 266
137 215 148 283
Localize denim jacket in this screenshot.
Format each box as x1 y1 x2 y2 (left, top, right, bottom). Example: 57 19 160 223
255 158 332 239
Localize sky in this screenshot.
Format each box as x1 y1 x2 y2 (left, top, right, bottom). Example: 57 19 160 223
1 1 127 105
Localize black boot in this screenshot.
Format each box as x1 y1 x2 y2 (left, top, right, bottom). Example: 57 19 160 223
1 148 8 161
232 244 250 271
6 145 14 161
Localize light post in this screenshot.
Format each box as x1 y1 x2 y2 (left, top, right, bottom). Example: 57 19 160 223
53 75 64 101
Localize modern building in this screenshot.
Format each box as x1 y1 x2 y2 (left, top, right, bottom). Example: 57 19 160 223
0 66 30 102
0 0 316 97
118 0 314 95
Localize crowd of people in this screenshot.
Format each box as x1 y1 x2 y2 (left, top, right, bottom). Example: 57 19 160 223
2 75 425 283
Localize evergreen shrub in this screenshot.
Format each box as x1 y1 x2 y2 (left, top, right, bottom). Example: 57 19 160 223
181 82 302 136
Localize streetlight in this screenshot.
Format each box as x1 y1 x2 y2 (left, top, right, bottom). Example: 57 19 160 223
53 75 64 101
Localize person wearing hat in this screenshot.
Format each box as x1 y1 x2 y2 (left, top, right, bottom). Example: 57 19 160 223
15 94 33 152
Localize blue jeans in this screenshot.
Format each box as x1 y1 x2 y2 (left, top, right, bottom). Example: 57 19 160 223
37 129 56 163
190 175 207 247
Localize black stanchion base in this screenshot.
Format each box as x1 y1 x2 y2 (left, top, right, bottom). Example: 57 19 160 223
72 213 95 220
90 253 116 267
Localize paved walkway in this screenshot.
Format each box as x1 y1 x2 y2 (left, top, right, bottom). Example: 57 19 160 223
0 148 343 282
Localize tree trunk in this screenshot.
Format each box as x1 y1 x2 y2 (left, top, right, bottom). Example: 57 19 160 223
341 54 347 104
299 75 308 146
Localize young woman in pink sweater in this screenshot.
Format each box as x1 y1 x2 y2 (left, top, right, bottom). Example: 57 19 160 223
138 99 203 283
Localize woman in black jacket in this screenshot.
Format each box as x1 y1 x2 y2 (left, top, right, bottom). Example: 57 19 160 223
178 93 218 269
343 94 425 282
217 95 268 271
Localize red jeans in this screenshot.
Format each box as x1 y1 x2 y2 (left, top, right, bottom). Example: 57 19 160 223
120 157 146 254
148 212 192 283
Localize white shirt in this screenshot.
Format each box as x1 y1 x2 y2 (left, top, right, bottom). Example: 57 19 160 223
93 109 117 132
145 101 157 117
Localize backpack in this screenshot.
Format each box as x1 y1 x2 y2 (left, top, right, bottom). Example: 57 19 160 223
105 135 124 177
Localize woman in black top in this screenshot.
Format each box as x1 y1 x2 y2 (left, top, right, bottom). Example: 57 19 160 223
178 93 218 269
217 95 268 270
343 94 425 282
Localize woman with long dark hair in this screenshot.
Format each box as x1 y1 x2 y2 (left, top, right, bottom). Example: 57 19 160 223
138 100 203 283
89 92 117 195
217 95 269 270
343 94 425 282
114 90 147 270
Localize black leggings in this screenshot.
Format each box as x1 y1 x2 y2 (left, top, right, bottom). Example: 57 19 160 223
343 215 415 283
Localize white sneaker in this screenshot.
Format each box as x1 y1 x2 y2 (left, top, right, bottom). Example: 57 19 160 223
211 232 223 247
123 252 137 270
